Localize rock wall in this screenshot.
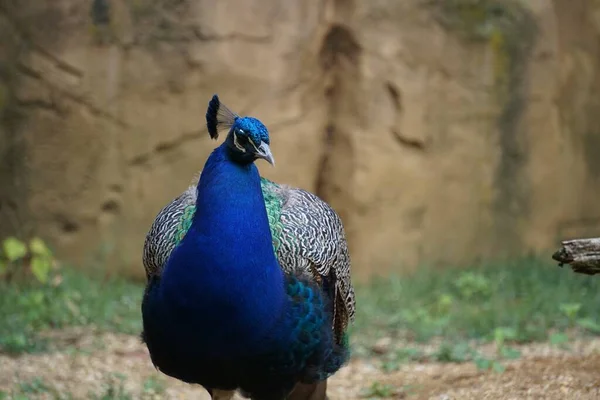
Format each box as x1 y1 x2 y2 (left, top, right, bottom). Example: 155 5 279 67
1 0 600 280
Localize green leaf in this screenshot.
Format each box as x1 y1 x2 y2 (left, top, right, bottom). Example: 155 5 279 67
435 342 473 363
549 332 569 346
396 347 423 362
559 302 582 319
492 361 506 373
29 237 52 257
474 356 491 370
3 237 27 262
500 346 521 360
577 318 600 334
31 257 50 284
433 293 454 316
30 290 44 305
0 259 6 274
494 327 517 348
381 360 400 372
360 382 396 398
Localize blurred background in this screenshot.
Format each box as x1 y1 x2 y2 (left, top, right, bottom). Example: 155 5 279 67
2 0 600 399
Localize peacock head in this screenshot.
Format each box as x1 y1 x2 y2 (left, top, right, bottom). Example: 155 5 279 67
205 94 274 166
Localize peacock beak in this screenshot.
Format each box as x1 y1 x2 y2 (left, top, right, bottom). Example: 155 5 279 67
256 142 275 166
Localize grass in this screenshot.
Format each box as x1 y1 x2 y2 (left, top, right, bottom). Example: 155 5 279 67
0 268 143 354
92 373 132 400
0 374 142 400
349 256 600 374
2 256 600 358
351 256 600 347
2 257 600 397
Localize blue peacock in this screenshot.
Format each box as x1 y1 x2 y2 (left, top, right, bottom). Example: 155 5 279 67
141 95 356 400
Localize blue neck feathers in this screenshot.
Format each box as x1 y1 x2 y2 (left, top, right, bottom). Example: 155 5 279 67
158 143 285 355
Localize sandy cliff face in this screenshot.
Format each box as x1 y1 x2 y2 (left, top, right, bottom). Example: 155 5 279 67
1 0 599 279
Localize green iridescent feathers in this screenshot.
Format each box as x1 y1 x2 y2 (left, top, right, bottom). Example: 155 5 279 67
169 178 284 253
174 205 195 244
261 178 286 253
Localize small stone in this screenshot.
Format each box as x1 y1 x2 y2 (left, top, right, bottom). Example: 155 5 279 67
371 337 392 355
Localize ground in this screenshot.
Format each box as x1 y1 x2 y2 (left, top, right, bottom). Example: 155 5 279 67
3 259 600 399
1 329 599 400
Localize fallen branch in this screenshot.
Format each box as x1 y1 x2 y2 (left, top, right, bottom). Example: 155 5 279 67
552 238 600 275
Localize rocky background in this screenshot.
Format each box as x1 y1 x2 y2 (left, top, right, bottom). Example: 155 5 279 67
1 0 600 280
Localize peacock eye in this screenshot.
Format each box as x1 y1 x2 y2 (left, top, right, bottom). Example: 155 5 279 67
236 132 248 144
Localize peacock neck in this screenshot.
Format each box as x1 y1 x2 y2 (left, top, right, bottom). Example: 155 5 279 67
159 143 286 354
193 145 273 252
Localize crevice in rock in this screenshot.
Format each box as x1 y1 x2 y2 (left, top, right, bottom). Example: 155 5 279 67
14 99 61 115
101 199 121 214
16 63 128 128
391 129 426 151
490 5 537 252
109 184 124 193
57 215 79 234
128 129 203 167
385 81 426 151
319 24 361 71
385 81 402 112
430 0 537 252
316 19 361 227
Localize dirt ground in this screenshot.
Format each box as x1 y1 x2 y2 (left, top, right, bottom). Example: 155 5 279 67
1 329 600 399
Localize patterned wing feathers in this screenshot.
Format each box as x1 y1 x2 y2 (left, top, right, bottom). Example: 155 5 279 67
142 184 197 279
264 181 356 339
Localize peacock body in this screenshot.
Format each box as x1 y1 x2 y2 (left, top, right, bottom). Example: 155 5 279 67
141 95 355 400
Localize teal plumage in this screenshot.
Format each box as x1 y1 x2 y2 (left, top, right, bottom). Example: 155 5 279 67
141 95 355 400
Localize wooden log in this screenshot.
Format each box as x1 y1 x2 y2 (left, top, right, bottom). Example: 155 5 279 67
552 238 600 275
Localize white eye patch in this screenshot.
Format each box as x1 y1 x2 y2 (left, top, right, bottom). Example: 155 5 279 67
248 139 261 153
233 133 246 152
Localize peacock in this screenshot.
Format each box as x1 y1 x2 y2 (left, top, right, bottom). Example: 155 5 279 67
141 95 356 400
